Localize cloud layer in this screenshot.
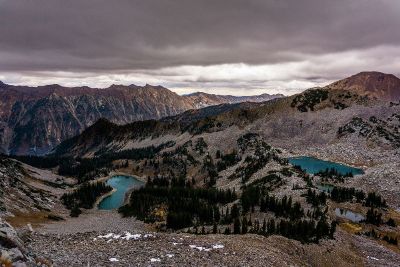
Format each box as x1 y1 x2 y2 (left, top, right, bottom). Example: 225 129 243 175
0 0 399 95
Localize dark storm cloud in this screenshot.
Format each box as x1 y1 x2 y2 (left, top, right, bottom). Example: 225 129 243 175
1 0 399 72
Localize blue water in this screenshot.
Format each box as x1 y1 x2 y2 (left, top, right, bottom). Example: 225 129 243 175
288 156 364 175
335 208 365 223
98 175 144 210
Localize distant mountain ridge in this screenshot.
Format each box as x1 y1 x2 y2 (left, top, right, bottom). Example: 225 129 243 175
2 71 398 155
53 71 400 158
185 92 285 108
0 82 281 155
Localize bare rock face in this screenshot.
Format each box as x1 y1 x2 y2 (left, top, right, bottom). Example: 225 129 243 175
326 71 400 101
0 83 196 155
0 219 24 250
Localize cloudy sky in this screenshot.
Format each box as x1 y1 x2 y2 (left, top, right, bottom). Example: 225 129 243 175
0 0 400 95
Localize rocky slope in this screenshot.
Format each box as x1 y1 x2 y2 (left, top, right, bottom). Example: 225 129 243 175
0 156 70 218
326 71 400 101
27 229 400 267
0 82 281 155
0 155 71 266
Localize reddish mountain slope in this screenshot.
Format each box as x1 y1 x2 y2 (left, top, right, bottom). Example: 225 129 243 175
326 72 400 101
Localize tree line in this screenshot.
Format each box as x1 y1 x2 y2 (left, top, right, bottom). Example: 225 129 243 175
225 216 335 244
316 168 353 183
61 182 112 217
12 141 175 183
119 177 237 229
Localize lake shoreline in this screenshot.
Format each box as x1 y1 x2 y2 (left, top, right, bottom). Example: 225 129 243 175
95 171 147 184
288 156 364 175
97 174 145 210
94 188 117 209
286 152 370 169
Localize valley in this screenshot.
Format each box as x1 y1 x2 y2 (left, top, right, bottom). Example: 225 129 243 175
1 72 399 266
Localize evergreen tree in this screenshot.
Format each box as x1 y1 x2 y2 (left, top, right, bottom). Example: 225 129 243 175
213 222 218 234
262 219 267 234
233 218 241 234
224 227 231 235
242 217 248 234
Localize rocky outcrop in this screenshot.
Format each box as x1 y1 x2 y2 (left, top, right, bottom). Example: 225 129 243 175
0 217 31 266
337 114 400 149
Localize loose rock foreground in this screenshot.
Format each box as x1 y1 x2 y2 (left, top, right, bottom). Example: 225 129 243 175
21 211 399 267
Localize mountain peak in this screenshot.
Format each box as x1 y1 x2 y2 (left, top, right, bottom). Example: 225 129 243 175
352 71 398 80
326 71 400 101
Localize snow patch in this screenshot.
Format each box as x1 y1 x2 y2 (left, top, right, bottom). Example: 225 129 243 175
96 232 155 242
189 244 223 252
98 233 113 239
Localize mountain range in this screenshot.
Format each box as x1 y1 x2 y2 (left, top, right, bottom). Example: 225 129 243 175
1 71 398 156
48 72 400 210
53 72 400 157
0 82 281 155
2 71 400 266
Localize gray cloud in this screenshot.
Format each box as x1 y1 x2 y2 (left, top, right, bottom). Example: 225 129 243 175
0 0 399 94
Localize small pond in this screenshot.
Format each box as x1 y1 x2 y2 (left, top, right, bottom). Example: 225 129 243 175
288 156 364 175
98 175 144 210
335 208 365 223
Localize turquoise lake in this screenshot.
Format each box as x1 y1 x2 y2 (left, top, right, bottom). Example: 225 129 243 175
288 156 364 175
98 175 144 210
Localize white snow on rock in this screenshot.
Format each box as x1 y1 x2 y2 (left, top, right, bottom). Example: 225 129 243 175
189 244 224 252
98 233 113 239
109 257 119 262
97 232 155 242
150 258 161 262
189 245 210 252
